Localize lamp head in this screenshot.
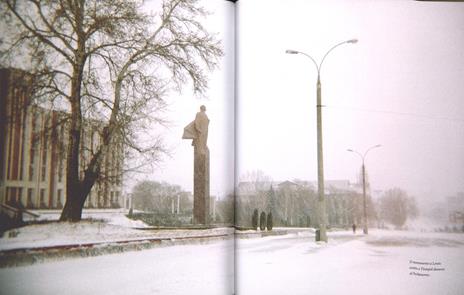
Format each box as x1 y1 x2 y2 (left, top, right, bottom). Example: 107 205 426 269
347 39 358 44
285 49 299 54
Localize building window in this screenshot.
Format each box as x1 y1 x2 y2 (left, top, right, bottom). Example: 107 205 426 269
41 164 46 181
28 113 39 181
28 163 35 181
40 189 46 208
5 187 23 207
27 188 34 208
115 191 120 208
87 191 93 208
41 130 48 182
5 187 15 205
17 188 23 207
57 189 63 208
29 147 35 181
58 155 64 183
50 189 55 208
110 191 115 207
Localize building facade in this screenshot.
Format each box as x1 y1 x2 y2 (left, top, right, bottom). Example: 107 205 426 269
236 179 363 228
0 68 123 210
448 193 464 224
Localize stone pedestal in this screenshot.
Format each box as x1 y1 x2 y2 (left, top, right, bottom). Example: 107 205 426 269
183 105 210 226
193 147 210 225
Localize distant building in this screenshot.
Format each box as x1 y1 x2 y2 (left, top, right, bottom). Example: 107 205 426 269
0 68 123 209
447 192 464 224
236 179 362 227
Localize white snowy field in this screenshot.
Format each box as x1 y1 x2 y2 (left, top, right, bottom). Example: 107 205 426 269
236 230 464 295
1 211 236 294
0 239 235 295
0 210 231 251
0 229 463 295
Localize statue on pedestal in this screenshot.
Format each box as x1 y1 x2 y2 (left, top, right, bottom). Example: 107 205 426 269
182 105 210 225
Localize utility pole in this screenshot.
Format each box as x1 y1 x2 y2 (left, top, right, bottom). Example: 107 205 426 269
347 144 382 234
362 162 367 234
286 39 358 242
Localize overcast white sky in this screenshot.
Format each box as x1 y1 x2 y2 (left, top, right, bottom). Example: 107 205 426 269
237 0 464 203
139 0 235 198
143 0 464 204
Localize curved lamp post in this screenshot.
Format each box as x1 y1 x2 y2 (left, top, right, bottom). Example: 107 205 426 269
286 39 357 242
347 144 382 234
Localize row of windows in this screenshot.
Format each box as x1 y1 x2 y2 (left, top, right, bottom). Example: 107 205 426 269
85 190 121 208
5 186 122 209
5 187 63 209
6 109 123 185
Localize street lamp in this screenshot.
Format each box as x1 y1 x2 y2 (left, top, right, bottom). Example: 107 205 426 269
347 144 382 234
286 39 357 242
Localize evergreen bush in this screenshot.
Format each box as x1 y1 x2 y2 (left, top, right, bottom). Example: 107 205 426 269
267 212 273 231
252 209 259 230
259 211 266 231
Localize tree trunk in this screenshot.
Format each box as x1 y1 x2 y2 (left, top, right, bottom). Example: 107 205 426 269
60 94 83 220
60 67 84 221
60 5 88 222
59 189 87 222
60 167 100 221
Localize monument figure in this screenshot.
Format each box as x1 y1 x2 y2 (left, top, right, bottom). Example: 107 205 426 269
183 105 210 225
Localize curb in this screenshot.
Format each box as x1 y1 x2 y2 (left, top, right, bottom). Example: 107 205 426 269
0 233 233 268
235 230 289 239
234 228 312 239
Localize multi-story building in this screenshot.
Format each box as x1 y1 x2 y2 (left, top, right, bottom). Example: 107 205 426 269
448 193 464 224
236 179 362 227
0 68 123 210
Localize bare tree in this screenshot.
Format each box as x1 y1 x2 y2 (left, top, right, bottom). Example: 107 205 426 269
238 171 272 207
238 170 273 196
0 0 222 221
131 180 188 214
215 193 234 225
379 188 419 228
236 170 273 227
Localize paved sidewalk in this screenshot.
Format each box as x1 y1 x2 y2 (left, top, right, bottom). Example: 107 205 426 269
0 226 314 268
0 227 234 268
0 209 312 268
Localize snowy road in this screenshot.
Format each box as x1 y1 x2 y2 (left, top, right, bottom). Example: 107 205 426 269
0 238 235 295
1 230 463 295
236 230 464 295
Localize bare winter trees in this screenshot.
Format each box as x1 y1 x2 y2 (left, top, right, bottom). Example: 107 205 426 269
379 188 418 228
235 168 420 230
0 0 222 221
131 180 191 214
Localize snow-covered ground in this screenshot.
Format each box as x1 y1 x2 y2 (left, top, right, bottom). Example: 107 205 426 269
1 211 463 294
0 211 235 294
0 210 230 251
236 230 464 295
0 239 235 295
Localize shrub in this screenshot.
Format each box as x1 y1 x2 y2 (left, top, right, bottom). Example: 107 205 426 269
252 209 259 230
259 211 266 231
267 212 273 231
